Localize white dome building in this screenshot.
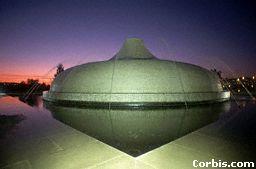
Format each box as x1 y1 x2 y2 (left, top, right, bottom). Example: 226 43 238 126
43 38 230 107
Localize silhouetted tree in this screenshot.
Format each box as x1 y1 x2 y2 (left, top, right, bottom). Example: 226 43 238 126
18 81 27 91
27 79 39 86
20 81 26 85
54 64 64 78
211 69 222 79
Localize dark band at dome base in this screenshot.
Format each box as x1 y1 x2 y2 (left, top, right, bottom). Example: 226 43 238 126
43 98 230 109
43 90 230 109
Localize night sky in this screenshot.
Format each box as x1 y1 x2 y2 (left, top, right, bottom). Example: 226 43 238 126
0 0 256 83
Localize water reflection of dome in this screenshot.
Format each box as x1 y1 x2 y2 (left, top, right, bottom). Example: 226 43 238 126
43 38 230 107
45 102 231 157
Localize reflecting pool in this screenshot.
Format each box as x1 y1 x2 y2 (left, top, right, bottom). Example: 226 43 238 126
0 96 255 169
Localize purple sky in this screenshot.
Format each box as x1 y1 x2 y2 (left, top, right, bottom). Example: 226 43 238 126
0 0 256 82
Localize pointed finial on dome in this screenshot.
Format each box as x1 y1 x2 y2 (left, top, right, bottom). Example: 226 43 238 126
113 38 156 60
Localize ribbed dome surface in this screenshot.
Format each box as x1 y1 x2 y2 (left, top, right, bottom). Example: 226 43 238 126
43 38 230 107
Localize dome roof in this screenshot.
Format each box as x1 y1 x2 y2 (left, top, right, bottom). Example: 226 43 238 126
43 38 230 107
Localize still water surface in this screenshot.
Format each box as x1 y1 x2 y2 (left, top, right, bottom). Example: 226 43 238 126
0 95 256 165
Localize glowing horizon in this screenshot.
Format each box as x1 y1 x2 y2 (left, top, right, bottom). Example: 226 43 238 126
1 0 256 82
